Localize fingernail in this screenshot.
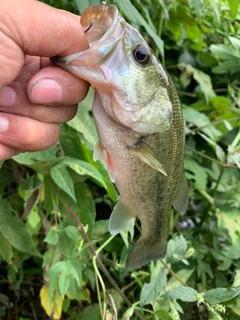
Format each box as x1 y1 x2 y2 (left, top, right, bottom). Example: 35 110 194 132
0 86 16 107
29 79 62 103
0 116 9 133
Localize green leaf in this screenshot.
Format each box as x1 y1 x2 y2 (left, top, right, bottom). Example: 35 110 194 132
164 286 198 302
166 269 194 291
122 305 135 319
47 261 67 276
179 64 215 102
69 257 82 287
62 157 107 189
222 245 240 260
0 197 40 257
74 0 100 13
228 145 240 169
59 183 96 236
74 183 96 235
154 309 173 320
183 106 221 140
50 165 76 201
212 60 240 74
166 234 187 261
204 288 240 304
0 231 13 263
209 0 220 23
59 269 70 298
64 225 82 243
217 211 240 244
229 36 240 50
44 229 59 246
184 158 208 190
198 133 225 161
228 0 239 18
140 262 167 306
13 147 56 165
59 229 78 259
114 0 164 58
210 44 240 60
77 304 101 320
67 92 98 150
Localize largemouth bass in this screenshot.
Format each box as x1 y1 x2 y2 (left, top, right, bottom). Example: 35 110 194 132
52 4 189 270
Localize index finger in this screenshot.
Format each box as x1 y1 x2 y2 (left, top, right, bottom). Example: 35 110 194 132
1 0 88 56
0 0 88 87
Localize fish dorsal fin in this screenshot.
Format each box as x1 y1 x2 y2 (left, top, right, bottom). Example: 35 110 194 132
173 173 189 215
127 139 167 176
109 198 135 236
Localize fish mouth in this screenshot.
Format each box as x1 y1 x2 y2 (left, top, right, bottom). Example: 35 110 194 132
51 4 126 67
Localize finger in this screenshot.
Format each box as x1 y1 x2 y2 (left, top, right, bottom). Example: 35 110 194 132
1 0 88 56
0 83 78 123
0 113 60 152
28 66 89 106
0 0 88 87
0 144 21 161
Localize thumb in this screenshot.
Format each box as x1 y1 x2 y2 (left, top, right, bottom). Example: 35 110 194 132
0 0 88 87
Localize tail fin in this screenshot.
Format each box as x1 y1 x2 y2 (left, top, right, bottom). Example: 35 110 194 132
126 239 167 270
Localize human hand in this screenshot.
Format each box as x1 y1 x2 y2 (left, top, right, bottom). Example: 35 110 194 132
0 0 89 160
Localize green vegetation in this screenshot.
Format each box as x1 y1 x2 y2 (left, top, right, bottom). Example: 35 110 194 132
0 0 240 319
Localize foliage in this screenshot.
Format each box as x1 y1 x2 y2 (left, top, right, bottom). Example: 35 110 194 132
0 0 240 319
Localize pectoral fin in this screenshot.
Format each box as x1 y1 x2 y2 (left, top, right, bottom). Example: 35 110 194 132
93 142 116 183
127 139 167 176
93 141 103 161
109 198 135 236
173 173 189 215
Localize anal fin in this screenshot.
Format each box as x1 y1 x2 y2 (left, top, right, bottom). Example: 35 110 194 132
127 139 167 176
109 198 135 236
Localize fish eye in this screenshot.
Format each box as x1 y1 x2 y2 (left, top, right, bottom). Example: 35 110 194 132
133 45 151 65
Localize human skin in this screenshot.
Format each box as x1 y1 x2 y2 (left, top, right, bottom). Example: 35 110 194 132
0 0 89 160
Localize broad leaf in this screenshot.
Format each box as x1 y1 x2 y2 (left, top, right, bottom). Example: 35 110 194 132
0 231 13 264
204 288 240 304
50 165 76 201
140 262 167 306
228 0 239 18
164 286 198 302
114 0 164 58
0 197 40 257
40 285 63 320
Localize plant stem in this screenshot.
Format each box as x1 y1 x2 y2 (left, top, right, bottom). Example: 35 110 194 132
58 194 145 320
161 261 187 287
198 189 214 206
185 145 238 168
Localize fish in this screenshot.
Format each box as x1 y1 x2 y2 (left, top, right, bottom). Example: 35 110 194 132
51 3 189 270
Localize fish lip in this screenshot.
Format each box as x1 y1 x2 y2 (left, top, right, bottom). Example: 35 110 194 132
50 52 84 66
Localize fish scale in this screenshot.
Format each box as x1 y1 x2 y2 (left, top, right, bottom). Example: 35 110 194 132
51 4 189 270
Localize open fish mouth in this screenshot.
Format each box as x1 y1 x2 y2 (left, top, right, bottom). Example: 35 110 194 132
51 4 126 67
81 4 119 37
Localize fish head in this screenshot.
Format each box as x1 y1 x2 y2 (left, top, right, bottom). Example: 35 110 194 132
52 4 173 134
